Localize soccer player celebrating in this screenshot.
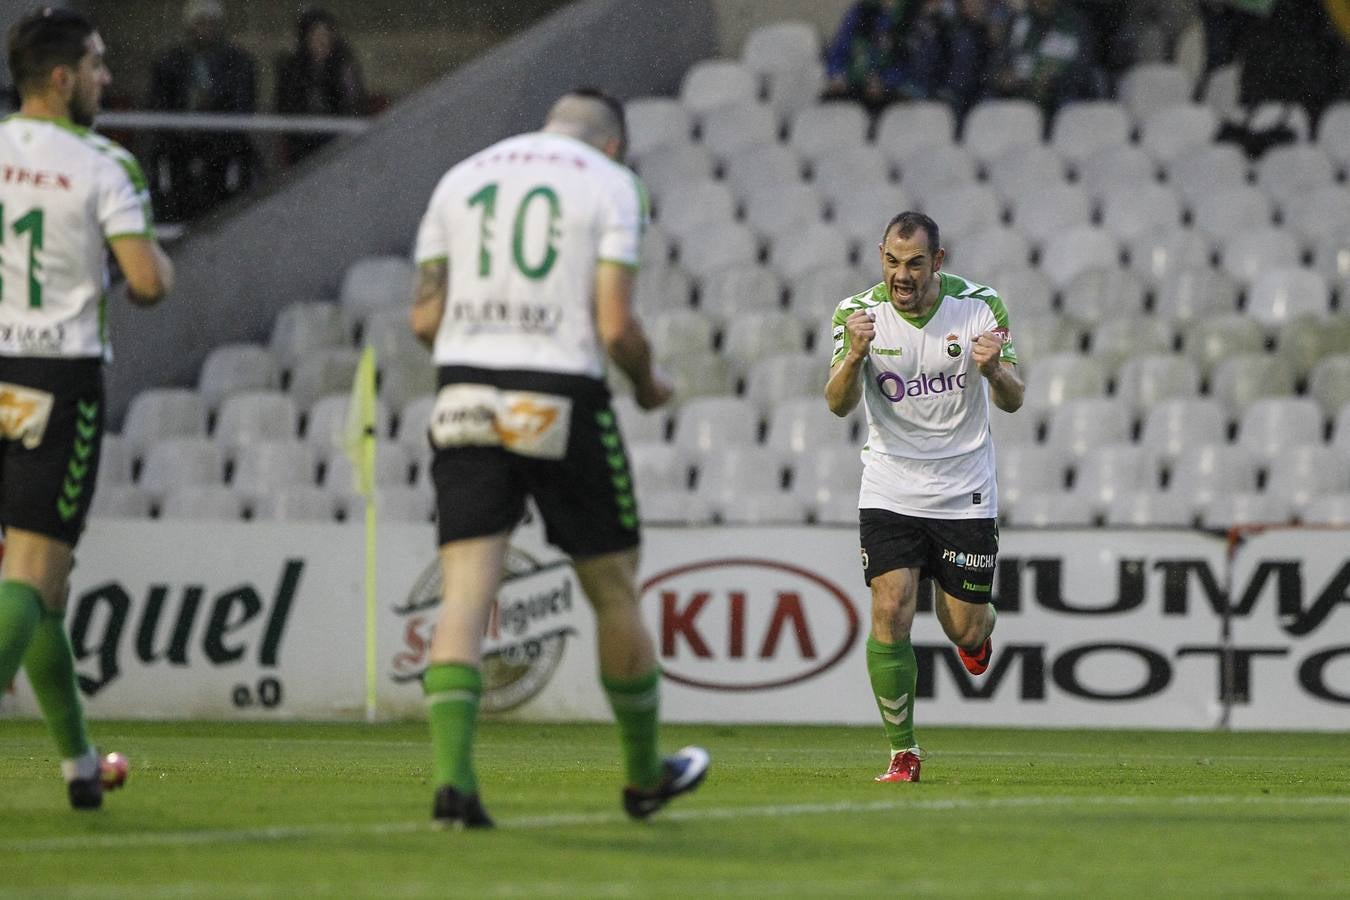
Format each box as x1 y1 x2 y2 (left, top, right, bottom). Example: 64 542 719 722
0 8 173 807
410 89 709 827
826 211 1022 783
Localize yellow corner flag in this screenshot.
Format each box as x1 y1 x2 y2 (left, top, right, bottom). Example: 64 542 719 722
344 346 379 721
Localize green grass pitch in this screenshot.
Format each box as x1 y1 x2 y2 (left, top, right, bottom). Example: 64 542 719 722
3 721 1348 898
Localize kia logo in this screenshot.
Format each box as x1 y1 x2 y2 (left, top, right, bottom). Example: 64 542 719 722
640 558 861 692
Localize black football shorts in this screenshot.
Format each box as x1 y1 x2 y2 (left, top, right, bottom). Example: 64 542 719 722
858 507 998 603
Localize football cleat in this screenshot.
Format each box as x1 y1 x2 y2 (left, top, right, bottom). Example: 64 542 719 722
875 748 925 783
958 637 993 676
623 745 710 820
68 751 129 810
432 785 494 829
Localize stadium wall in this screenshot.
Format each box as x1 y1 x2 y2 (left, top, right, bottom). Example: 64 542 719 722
3 522 1346 730
101 0 719 424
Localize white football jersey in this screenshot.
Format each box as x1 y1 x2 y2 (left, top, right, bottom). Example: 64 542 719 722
0 115 153 359
831 272 1018 518
414 131 646 379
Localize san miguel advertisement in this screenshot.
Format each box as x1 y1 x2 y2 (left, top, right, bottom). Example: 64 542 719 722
2 520 1346 730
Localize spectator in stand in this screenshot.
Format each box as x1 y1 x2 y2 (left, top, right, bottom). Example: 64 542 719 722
823 0 947 112
145 0 258 222
275 8 366 165
935 0 1010 115
989 0 1104 112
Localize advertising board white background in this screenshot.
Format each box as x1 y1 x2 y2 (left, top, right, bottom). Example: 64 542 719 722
3 520 1346 730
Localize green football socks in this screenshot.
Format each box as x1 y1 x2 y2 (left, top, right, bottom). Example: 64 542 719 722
24 607 92 760
423 663 482 794
0 580 43 689
866 635 917 753
602 668 663 791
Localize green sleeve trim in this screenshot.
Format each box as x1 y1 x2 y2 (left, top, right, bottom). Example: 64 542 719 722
416 255 448 266
106 230 156 241
599 257 640 271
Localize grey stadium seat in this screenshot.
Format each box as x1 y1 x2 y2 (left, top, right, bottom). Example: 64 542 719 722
671 397 760 454
629 441 691 495
767 222 850 281
1138 103 1217 165
1125 226 1213 285
811 145 892 207
1152 267 1240 323
742 182 824 243
1114 354 1202 415
1192 186 1275 243
1008 183 1091 246
1021 352 1107 414
1256 144 1336 210
1088 316 1175 375
213 390 300 450
699 263 785 323
744 352 824 409
1104 491 1195 528
1047 229 1124 294
1051 101 1132 167
1316 100 1350 168
1244 267 1332 327
789 102 870 164
1308 354 1350 417
719 491 808 525
1099 183 1182 242
1043 398 1133 458
793 446 864 508
1236 397 1325 465
198 343 282 412
680 59 758 116
96 434 135 488
639 489 715 525
1201 492 1293 530
339 256 414 319
1217 229 1301 286
962 99 1043 164
1166 443 1260 508
721 311 810 375
1077 144 1158 200
88 485 153 520
699 102 779 160
323 440 414 492
121 388 208 457
722 144 803 202
251 485 339 522
1006 493 1096 527
1184 314 1267 376
306 392 393 450
287 347 363 413
875 101 956 161
637 143 715 201
1264 446 1350 511
995 444 1070 508
764 396 857 457
986 145 1067 206
655 179 737 243
1138 398 1229 465
269 301 352 371
1119 62 1194 121
1299 492 1350 526
158 485 246 522
694 446 785 504
1208 353 1295 419
1061 264 1149 325
625 97 691 160
230 440 319 500
1070 443 1160 513
741 20 821 79
137 437 226 500
611 395 669 445
1165 143 1248 207
677 222 760 281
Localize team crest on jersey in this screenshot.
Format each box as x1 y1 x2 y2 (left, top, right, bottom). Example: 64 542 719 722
945 333 961 358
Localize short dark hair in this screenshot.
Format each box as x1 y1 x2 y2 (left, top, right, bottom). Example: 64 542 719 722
568 85 628 155
7 7 96 97
882 211 940 252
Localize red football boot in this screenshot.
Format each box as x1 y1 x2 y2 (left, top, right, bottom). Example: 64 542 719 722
875 748 924 783
958 637 992 676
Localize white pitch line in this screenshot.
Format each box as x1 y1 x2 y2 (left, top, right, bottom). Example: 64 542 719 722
6 793 1350 854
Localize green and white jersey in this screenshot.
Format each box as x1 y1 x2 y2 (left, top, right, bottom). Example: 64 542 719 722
414 131 647 379
0 115 153 359
831 272 1018 518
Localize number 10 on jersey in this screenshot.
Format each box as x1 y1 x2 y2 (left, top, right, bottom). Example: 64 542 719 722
467 182 561 281
0 204 45 308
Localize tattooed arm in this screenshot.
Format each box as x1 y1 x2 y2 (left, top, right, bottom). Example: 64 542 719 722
410 258 447 349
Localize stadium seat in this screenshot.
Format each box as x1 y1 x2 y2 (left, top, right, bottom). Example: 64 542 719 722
88 484 153 520
962 99 1043 164
341 486 434 524
1006 493 1095 527
660 350 735 401
987 266 1053 318
96 434 135 488
1165 143 1249 207
198 343 282 412
764 396 857 457
995 444 1069 508
1308 354 1350 417
1335 402 1350 454
677 221 760 280
306 392 393 450
790 262 876 321
722 312 810 375
1008 183 1091 245
828 184 912 251
1099 183 1183 242
813 488 860 525
655 179 737 242
1209 353 1295 418
646 309 715 359
1244 267 1331 327
634 265 694 316
679 59 758 116
744 352 823 409
269 302 352 371
811 145 892 207
625 97 691 160
789 102 870 164
694 446 785 503
1003 314 1080 367
1076 145 1158 200
639 223 674 274
763 61 824 118
938 184 1004 247
895 145 978 208
339 256 414 319
1021 352 1107 414
948 226 1029 284
1070 443 1159 513
213 391 300 450
986 145 1067 206
742 18 821 80
1138 398 1229 465
1236 397 1325 465
792 446 864 507
722 144 803 202
158 485 246 521
1316 100 1350 167
1192 186 1275 243
742 183 825 243
1264 446 1350 511
1138 103 1218 165
1217 229 1301 286
1166 444 1260 507
287 347 363 413
671 397 759 454
1299 492 1350 526
1103 491 1195 528
719 491 807 525
1310 227 1350 283
360 307 429 362
323 440 414 492
1275 314 1350 381
699 102 779 161
767 222 851 281
379 357 437 421
1114 354 1202 414
1201 63 1241 122
1152 266 1240 323
1184 313 1267 375
1087 315 1175 373
629 441 691 494
1248 102 1311 141
1043 398 1133 458
698 263 785 323
230 440 319 500
637 143 716 200
1120 62 1194 121
1256 144 1336 210
1050 232 1127 296
1282 187 1350 246
1125 226 1213 284
611 395 669 445
394 393 433 451
121 388 208 457
1201 492 1293 530
1050 101 1132 167
875 102 957 161
639 489 714 525
988 405 1040 447
251 485 339 522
